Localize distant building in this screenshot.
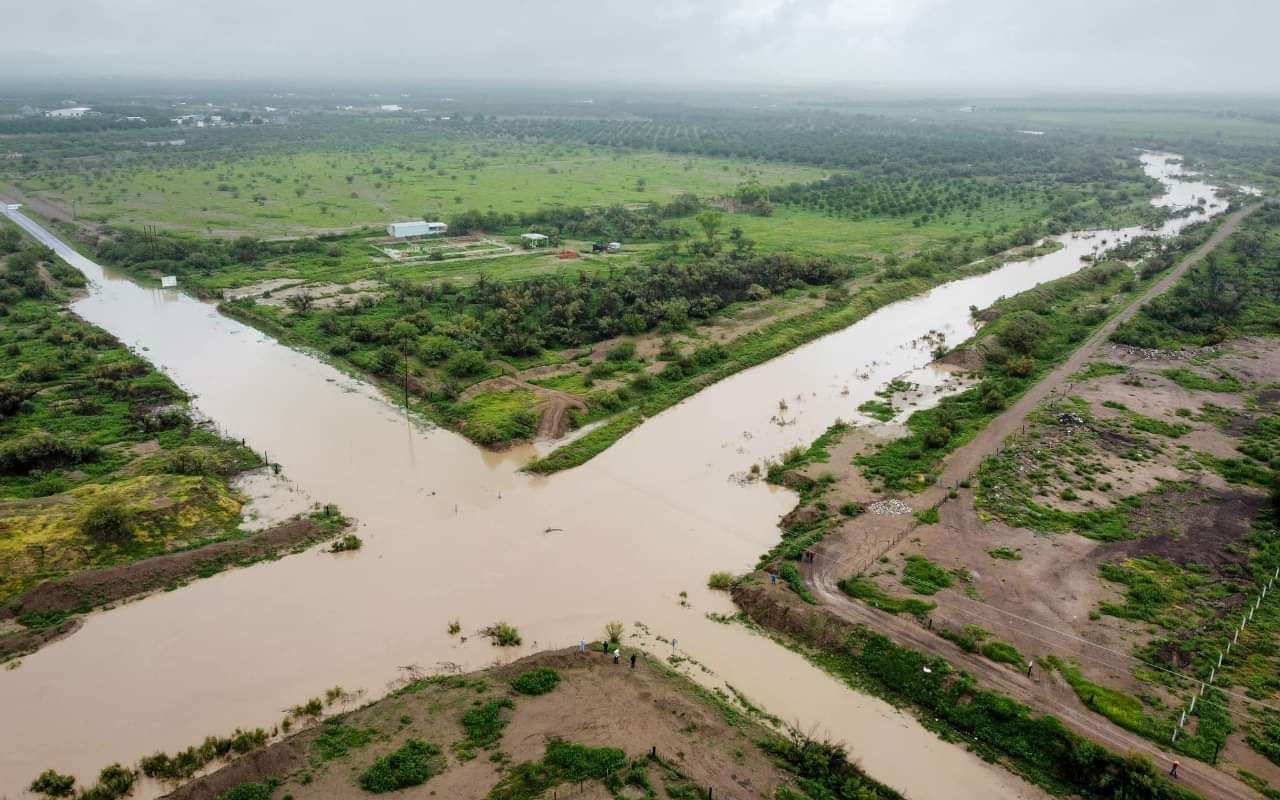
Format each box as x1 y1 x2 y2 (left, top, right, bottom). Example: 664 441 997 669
521 232 549 247
46 106 92 118
379 104 403 112
387 221 447 238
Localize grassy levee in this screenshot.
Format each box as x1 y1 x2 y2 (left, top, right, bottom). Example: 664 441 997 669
734 580 1202 800
525 275 932 473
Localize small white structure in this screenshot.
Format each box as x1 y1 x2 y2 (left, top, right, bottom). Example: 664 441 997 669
521 233 549 247
160 275 178 288
379 104 403 112
606 242 622 253
387 221 447 238
46 106 92 118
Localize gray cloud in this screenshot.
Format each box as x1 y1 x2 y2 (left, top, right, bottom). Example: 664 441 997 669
5 0 1279 93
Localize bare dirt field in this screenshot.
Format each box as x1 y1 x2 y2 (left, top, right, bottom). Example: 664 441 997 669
759 336 1280 799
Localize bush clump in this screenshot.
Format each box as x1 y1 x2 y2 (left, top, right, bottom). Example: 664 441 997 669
359 739 443 793
511 668 561 696
489 621 522 646
707 571 734 590
29 769 75 798
329 533 362 552
81 497 135 545
215 780 279 800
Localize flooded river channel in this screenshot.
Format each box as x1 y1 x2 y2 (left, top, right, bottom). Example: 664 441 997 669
0 154 1223 799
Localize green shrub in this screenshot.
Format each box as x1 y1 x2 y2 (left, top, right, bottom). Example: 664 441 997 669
312 721 376 761
606 342 636 362
604 620 624 643
81 497 134 544
839 577 936 617
215 780 279 800
778 562 816 604
445 349 488 378
460 698 515 753
707 571 734 590
543 739 626 781
490 621 521 646
0 430 97 474
329 533 362 552
29 769 75 798
914 507 940 525
76 764 135 800
511 668 561 696
986 547 1022 561
901 556 953 595
980 640 1024 666
1161 368 1242 393
359 740 443 793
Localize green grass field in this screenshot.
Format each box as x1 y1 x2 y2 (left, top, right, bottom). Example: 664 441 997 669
20 141 827 235
696 197 1054 260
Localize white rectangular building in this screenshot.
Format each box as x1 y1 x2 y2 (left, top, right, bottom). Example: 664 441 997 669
46 107 92 118
387 221 447 238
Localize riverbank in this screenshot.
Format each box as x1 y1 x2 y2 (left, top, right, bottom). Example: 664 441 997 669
138 646 901 800
750 203 1275 798
0 154 1224 799
2 509 348 663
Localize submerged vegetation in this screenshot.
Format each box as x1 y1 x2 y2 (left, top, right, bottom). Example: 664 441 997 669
0 220 270 611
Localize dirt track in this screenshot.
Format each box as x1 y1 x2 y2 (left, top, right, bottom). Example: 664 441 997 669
459 375 587 441
796 203 1264 800
939 202 1261 486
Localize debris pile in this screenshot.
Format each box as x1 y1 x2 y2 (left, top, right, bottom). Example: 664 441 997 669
868 499 913 517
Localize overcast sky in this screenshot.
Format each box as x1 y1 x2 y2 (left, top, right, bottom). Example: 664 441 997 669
6 0 1279 94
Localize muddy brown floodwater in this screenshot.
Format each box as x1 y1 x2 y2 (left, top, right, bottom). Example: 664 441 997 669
0 154 1223 799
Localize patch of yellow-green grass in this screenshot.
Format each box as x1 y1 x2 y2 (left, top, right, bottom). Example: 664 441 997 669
456 389 541 447
0 473 243 603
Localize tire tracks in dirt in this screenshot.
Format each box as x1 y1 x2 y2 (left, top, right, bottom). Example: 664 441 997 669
801 203 1263 800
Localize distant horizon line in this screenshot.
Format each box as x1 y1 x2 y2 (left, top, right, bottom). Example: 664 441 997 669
0 68 1278 102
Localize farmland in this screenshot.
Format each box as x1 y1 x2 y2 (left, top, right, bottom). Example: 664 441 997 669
12 139 828 235
12 103 1191 465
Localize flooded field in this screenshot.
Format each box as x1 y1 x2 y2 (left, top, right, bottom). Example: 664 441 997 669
0 154 1223 799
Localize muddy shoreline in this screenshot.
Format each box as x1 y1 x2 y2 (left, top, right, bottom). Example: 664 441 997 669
1 514 346 662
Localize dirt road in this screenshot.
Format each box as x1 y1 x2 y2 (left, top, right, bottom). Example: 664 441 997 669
940 203 1261 485
803 203 1264 800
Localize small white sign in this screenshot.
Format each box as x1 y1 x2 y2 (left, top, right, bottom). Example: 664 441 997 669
160 275 178 288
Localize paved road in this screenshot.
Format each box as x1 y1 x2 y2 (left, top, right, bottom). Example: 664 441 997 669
807 203 1264 800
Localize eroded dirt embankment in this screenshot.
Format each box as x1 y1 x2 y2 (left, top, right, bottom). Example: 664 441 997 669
161 647 814 800
1 516 342 662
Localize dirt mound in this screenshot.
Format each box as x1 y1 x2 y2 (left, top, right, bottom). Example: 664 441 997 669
936 347 985 372
163 647 797 800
